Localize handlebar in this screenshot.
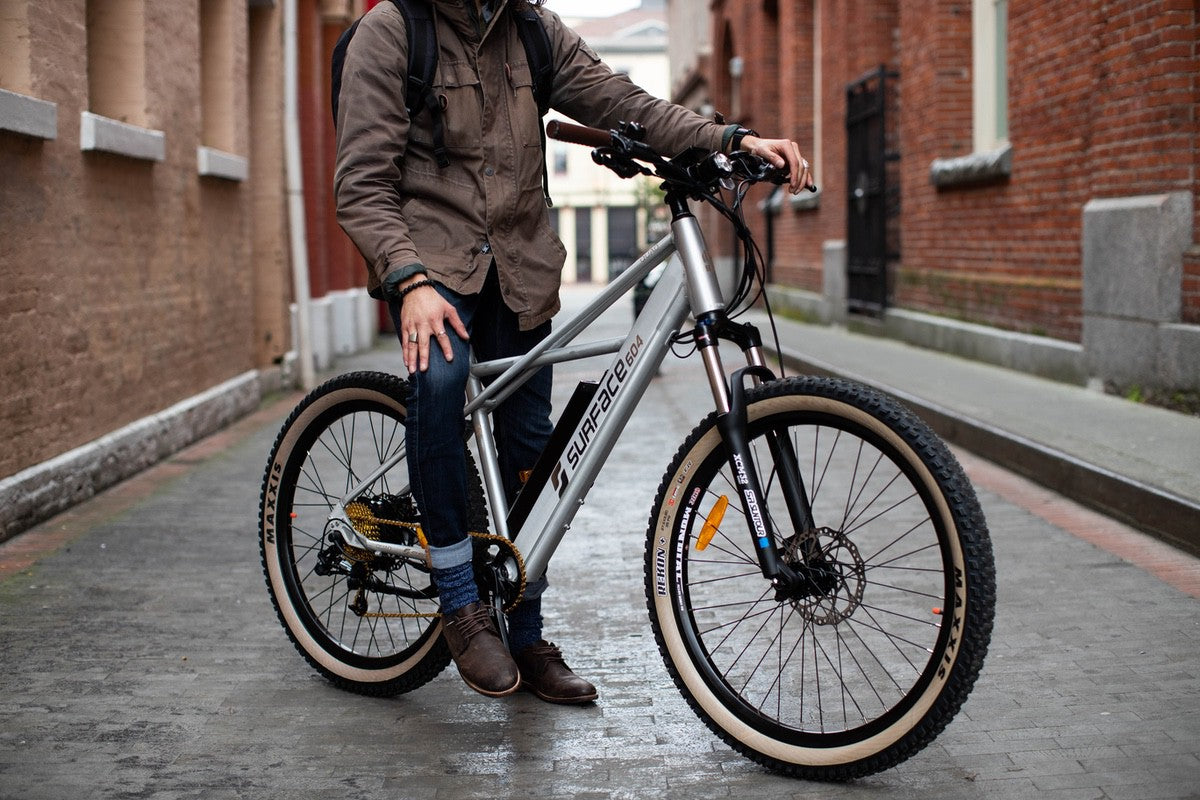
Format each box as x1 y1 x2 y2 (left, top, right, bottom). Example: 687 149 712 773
547 120 807 320
545 120 612 149
546 120 816 193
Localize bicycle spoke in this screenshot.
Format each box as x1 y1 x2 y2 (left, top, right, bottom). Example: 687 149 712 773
865 540 942 570
843 490 923 537
862 517 935 563
860 578 943 602
282 405 440 657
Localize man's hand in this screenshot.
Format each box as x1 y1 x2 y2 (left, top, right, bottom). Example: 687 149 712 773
739 135 815 194
397 278 469 373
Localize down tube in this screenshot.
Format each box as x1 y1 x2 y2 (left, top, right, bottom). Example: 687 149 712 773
514 263 690 581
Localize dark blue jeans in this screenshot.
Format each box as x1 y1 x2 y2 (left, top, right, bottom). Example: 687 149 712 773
388 268 553 595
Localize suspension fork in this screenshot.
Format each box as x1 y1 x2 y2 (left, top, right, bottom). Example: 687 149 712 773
695 317 816 588
725 321 819 552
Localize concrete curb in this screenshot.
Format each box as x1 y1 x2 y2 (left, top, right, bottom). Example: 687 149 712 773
770 342 1200 558
0 370 263 542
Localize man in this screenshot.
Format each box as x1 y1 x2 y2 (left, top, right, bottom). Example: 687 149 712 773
334 0 813 704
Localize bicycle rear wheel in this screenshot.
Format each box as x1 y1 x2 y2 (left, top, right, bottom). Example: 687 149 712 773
260 371 478 696
645 376 995 779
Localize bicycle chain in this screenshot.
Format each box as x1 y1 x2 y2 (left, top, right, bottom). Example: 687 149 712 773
343 502 527 618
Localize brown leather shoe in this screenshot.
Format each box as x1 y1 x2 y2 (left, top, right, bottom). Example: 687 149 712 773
441 602 520 697
514 641 597 704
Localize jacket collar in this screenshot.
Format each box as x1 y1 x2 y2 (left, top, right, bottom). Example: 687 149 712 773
435 0 511 44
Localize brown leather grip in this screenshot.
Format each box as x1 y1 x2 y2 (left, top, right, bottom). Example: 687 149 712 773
545 120 612 148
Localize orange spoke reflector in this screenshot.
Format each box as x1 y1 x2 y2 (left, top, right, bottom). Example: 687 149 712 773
696 495 729 551
932 607 943 616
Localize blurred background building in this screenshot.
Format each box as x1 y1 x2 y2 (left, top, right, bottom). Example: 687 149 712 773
547 0 668 283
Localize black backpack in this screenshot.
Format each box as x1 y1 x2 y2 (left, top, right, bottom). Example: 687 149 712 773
331 0 554 172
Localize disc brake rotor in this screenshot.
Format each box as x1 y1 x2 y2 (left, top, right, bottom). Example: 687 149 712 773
783 526 866 625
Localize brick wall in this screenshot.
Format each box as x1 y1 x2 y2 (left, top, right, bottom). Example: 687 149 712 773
298 0 362 298
0 2 288 479
727 0 1199 342
741 0 901 296
1186 250 1200 325
770 0 819 290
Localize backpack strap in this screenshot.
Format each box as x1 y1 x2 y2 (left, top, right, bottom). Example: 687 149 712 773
330 18 363 125
513 6 553 117
513 5 555 206
392 0 450 168
334 1 549 178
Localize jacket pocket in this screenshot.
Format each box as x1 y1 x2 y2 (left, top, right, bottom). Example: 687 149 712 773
435 60 483 153
506 60 543 151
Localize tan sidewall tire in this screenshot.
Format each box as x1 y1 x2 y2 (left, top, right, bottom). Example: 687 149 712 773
261 381 442 686
649 392 967 769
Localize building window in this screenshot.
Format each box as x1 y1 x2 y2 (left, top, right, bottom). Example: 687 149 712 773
972 0 1008 152
553 145 568 176
81 0 163 160
86 0 147 125
575 207 592 283
1 2 57 140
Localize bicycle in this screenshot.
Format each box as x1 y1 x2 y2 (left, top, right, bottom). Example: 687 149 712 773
258 120 996 780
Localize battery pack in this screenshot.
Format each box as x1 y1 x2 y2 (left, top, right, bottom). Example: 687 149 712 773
506 380 599 536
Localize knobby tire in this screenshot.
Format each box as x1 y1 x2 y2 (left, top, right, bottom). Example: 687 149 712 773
644 376 995 780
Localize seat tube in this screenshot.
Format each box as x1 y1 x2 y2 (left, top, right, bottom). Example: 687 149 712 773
465 367 510 541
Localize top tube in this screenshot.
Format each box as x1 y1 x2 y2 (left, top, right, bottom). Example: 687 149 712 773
464 234 676 416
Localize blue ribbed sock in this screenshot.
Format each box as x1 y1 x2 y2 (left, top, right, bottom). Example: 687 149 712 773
507 595 543 654
432 561 479 616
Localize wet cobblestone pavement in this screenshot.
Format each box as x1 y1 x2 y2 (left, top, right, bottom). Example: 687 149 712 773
2 287 1198 799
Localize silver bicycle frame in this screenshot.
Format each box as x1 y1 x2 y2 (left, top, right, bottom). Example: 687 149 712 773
333 215 735 584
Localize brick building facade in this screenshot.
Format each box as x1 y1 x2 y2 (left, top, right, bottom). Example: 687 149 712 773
0 1 298 538
0 0 381 540
295 0 381 368
681 0 1198 391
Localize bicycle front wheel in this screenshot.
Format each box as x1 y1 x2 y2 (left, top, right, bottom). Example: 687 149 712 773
260 371 452 696
645 376 995 780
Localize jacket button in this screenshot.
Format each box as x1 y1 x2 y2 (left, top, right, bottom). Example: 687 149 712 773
484 166 495 177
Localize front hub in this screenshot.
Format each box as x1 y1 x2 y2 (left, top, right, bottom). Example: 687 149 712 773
778 527 866 625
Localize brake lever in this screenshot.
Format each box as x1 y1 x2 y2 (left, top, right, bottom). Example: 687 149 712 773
591 148 649 180
727 151 818 192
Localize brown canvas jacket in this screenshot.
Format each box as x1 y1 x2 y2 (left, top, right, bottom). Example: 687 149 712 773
334 0 730 329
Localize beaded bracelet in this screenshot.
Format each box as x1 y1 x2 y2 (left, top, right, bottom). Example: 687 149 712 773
397 278 436 301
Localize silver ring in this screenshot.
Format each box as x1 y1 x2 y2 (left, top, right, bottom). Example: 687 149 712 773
408 332 418 343
435 331 447 337
802 158 810 170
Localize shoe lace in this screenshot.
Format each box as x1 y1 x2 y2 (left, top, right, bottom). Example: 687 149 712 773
449 605 494 641
526 641 566 665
